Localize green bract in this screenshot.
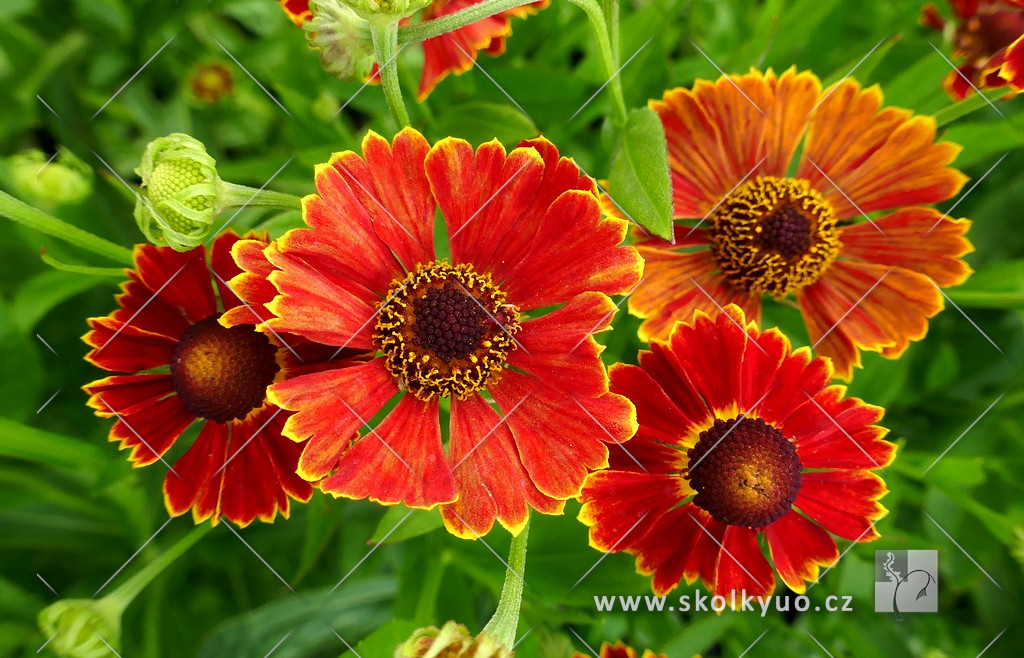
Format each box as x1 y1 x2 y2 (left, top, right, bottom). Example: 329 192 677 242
339 0 432 22
395 621 512 658
38 598 124 658
306 0 376 82
134 133 220 251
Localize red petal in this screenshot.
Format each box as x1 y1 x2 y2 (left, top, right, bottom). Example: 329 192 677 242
786 385 895 470
164 419 228 523
797 261 944 379
608 362 698 453
765 510 839 594
108 278 191 339
442 393 562 538
209 230 260 311
632 504 721 595
663 308 750 416
132 243 217 323
839 208 973 287
220 239 280 328
754 344 832 428
508 292 617 397
796 470 888 541
1000 35 1024 89
321 396 457 508
713 526 775 600
85 374 175 416
84 319 177 373
578 470 688 553
109 394 194 466
490 372 636 499
920 3 946 31
270 359 399 481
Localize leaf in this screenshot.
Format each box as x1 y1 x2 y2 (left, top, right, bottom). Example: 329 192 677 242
198 579 395 658
608 106 673 239
430 102 538 147
338 618 421 658
0 416 110 473
9 269 106 333
916 584 930 600
948 259 1024 308
369 505 443 545
942 121 1024 169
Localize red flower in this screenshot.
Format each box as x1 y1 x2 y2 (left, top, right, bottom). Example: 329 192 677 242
82 232 346 526
224 128 642 538
277 0 546 99
627 68 973 380
922 0 1024 98
573 641 667 658
579 305 895 599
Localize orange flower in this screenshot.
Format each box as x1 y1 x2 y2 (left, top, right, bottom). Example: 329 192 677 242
224 128 642 538
579 305 895 599
922 0 1024 98
573 641 668 658
277 0 546 99
627 68 973 379
82 232 354 526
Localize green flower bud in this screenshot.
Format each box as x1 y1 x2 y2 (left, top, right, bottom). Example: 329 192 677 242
5 148 92 210
336 0 432 22
305 0 376 81
395 621 513 658
38 598 124 658
134 133 221 251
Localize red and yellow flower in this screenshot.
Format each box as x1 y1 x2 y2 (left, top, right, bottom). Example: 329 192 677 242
572 641 668 658
579 305 895 599
628 68 973 380
278 0 545 99
224 128 642 538
82 231 346 526
922 0 1024 99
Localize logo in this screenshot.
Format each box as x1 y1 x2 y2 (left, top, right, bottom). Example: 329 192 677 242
874 550 938 619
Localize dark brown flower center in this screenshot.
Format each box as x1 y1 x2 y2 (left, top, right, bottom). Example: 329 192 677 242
686 417 803 528
374 261 520 401
709 176 840 296
169 315 280 423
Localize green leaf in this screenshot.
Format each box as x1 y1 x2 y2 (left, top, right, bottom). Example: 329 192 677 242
942 121 1024 169
934 87 1013 127
338 618 421 658
0 416 110 473
429 101 538 147
9 269 106 334
608 106 673 239
948 259 1024 308
369 505 444 545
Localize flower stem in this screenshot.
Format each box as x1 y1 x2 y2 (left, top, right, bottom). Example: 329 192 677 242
603 0 620 64
397 0 538 43
482 519 529 649
0 189 133 263
566 0 628 126
218 181 303 212
370 20 412 127
105 524 212 614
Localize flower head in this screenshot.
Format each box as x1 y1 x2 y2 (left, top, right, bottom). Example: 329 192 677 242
572 642 668 658
5 148 92 209
224 128 642 538
626 68 973 379
81 231 349 526
922 0 1024 98
134 134 221 251
395 621 511 657
189 63 234 103
305 0 376 81
579 305 895 599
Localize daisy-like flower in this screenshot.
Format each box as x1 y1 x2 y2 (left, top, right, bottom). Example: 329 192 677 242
278 0 545 99
572 641 667 658
82 231 344 526
628 68 973 379
922 0 1024 99
224 128 642 538
579 305 896 599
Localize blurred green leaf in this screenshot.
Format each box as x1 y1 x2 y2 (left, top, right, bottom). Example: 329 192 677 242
430 101 538 146
949 259 1024 308
369 505 443 545
608 106 672 239
339 618 420 658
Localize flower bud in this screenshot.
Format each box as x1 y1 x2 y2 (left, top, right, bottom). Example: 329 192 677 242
305 0 376 81
38 598 123 658
395 621 513 657
134 133 220 251
5 148 92 210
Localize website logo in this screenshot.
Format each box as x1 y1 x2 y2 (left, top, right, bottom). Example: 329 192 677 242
874 550 938 619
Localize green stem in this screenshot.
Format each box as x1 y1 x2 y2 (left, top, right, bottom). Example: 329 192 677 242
370 20 412 127
397 0 538 43
482 520 529 649
41 250 127 277
603 0 620 65
0 189 132 263
566 0 628 126
934 86 1017 127
413 546 451 624
105 524 212 613
217 180 303 212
